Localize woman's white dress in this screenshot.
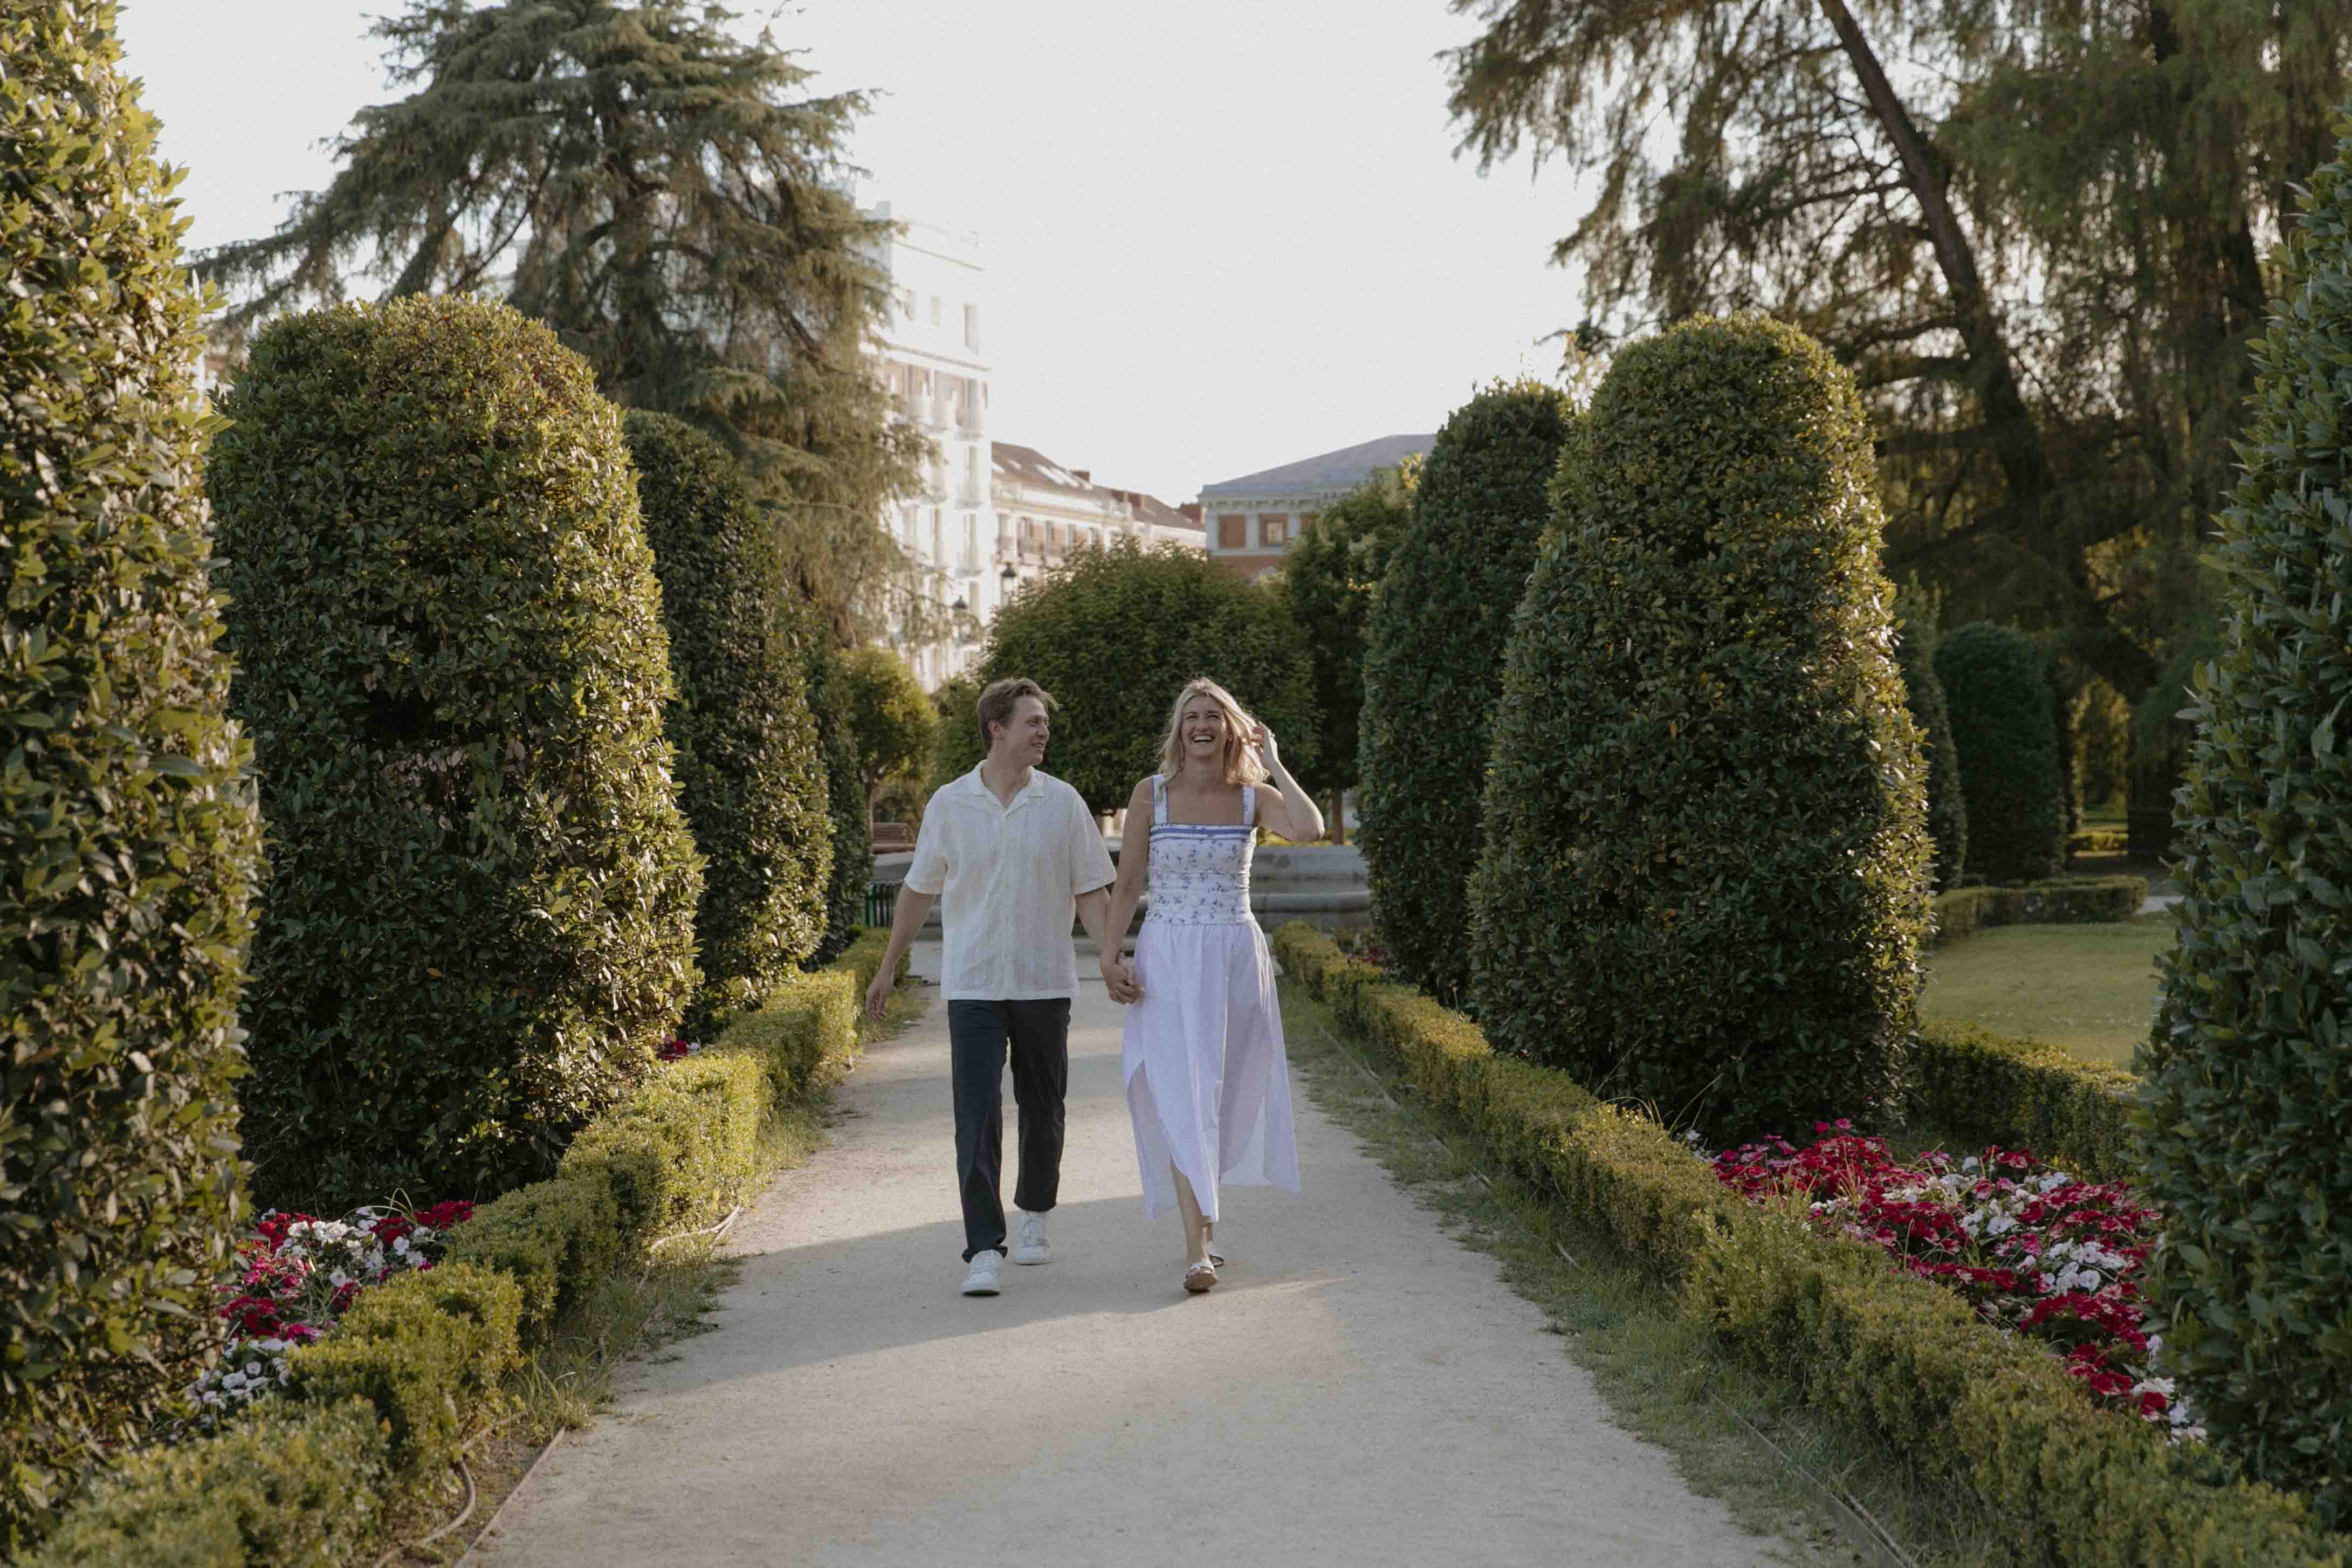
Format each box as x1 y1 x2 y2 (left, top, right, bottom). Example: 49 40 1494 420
1122 776 1301 1220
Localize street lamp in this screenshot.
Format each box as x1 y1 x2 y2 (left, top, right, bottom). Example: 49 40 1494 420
999 563 1018 586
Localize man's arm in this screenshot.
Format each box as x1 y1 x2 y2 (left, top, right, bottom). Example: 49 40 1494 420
865 886 936 1021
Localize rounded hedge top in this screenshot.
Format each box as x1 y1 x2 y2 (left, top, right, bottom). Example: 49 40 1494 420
1357 380 1574 1004
1468 314 1929 1141
1 3 263 1543
623 411 830 1029
208 295 703 1208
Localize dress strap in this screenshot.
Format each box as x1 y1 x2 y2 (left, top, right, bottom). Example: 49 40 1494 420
1242 784 1257 827
1151 774 1168 827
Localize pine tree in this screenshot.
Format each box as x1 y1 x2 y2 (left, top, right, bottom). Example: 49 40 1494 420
197 0 927 645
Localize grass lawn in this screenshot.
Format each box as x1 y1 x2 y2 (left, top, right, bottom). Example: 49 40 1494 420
1922 912 2177 1068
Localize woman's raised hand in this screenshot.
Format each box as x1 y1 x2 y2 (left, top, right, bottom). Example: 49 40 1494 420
1251 722 1280 768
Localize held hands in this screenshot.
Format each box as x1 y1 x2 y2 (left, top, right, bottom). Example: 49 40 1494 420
1100 951 1143 1005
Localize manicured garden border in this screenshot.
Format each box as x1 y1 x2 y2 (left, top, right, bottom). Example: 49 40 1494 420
1931 874 2148 947
1271 923 2346 1568
26 933 905 1567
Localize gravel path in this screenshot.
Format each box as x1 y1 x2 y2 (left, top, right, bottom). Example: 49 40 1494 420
470 944 1775 1567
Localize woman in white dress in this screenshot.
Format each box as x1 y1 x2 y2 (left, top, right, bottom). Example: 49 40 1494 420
1100 678 1322 1293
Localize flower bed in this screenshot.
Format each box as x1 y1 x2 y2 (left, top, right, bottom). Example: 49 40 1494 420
195 1200 476 1427
1709 1126 2198 1439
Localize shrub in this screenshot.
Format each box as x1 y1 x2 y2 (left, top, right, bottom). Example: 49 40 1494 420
925 672 985 792
1358 380 1573 1005
839 645 937 809
206 297 704 1210
1935 622 2068 883
2142 118 2352 1526
1930 875 2146 945
1905 1021 2141 1183
1469 318 1930 1141
1894 590 1968 887
20 1399 387 1568
623 412 830 1032
1279 464 1414 815
968 541 1319 812
0 6 265 1546
802 636 871 966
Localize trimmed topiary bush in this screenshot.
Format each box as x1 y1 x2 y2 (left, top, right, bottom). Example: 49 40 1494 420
1359 380 1573 1005
2141 116 2352 1528
1 5 265 1546
1934 622 2067 884
623 412 830 1034
1468 315 1930 1141
802 636 871 967
964 541 1319 813
207 296 704 1212
1894 591 1968 888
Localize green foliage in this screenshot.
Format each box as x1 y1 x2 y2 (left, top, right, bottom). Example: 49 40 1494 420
970 542 1319 813
1894 590 1969 886
0 5 264 1546
19 1400 388 1568
838 645 937 803
2143 118 2352 1526
1279 464 1413 799
801 637 871 966
926 672 984 792
1275 925 2351 1568
199 0 929 649
206 297 704 1211
1935 623 2069 883
623 412 830 1033
1906 1020 2140 1184
1931 876 2147 945
1469 319 1930 1141
441 1172 621 1351
1359 380 1573 1004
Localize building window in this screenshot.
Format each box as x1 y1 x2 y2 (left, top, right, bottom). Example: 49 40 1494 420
1218 514 1246 549
964 303 980 349
1260 514 1290 547
930 295 942 325
898 288 914 319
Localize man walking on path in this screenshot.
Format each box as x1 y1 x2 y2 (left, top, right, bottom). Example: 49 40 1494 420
865 678 1129 1297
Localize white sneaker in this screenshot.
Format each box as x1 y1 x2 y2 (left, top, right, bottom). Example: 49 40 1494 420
961 1249 1003 1296
1012 1212 1051 1266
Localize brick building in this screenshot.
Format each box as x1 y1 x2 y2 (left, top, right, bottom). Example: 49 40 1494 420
1194 434 1434 580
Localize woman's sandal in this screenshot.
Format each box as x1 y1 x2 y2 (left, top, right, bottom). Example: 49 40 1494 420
1183 1259 1218 1294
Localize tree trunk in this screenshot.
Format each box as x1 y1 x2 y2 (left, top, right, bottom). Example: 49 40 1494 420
1328 788 1347 846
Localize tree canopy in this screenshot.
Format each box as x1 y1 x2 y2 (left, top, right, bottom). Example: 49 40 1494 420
838 645 937 813
1445 2 2348 709
1278 458 1416 815
197 0 929 646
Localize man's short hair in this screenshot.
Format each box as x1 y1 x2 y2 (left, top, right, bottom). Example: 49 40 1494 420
976 677 1056 748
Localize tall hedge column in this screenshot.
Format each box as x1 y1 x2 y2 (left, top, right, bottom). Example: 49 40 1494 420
1934 623 2067 883
624 412 831 1033
1468 317 1929 1141
1 4 264 1545
2141 115 2352 1526
208 298 704 1210
1358 381 1573 1005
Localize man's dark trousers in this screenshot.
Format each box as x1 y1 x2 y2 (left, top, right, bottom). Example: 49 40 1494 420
947 998 1070 1262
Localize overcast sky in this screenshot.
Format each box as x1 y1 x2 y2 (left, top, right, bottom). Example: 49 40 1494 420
118 0 1595 505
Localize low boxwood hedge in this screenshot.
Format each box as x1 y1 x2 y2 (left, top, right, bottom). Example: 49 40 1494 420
27 932 908 1564
1932 875 2148 946
1906 1022 2142 1184
1273 923 2347 1568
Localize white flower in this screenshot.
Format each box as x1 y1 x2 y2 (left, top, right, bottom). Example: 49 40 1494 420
1962 1156 1981 1173
1987 1213 2018 1236
393 1235 411 1256
328 1269 353 1290
244 1360 263 1379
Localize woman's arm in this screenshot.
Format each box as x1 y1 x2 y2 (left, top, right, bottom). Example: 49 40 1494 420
1099 777 1154 1001
1251 724 1326 843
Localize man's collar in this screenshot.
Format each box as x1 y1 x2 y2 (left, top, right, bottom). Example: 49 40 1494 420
959 764 1048 805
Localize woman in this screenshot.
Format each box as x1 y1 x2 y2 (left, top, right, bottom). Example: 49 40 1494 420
1101 678 1322 1292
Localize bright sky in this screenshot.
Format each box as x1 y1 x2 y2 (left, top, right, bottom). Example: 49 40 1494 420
118 0 1594 505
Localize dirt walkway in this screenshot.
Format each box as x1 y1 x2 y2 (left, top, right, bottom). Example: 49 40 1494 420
471 946 1774 1566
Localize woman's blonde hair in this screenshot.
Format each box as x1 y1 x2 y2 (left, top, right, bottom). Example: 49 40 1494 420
1156 678 1268 786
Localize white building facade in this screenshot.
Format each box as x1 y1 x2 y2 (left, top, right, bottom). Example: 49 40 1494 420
992 443 1205 595
1194 434 1435 581
865 202 998 689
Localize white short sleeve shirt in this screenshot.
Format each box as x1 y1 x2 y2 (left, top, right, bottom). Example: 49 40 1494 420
904 767 1116 1001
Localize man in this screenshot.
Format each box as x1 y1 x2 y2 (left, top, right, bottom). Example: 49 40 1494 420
864 678 1132 1297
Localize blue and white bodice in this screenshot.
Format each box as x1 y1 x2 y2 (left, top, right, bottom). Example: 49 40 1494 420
1143 774 1257 928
